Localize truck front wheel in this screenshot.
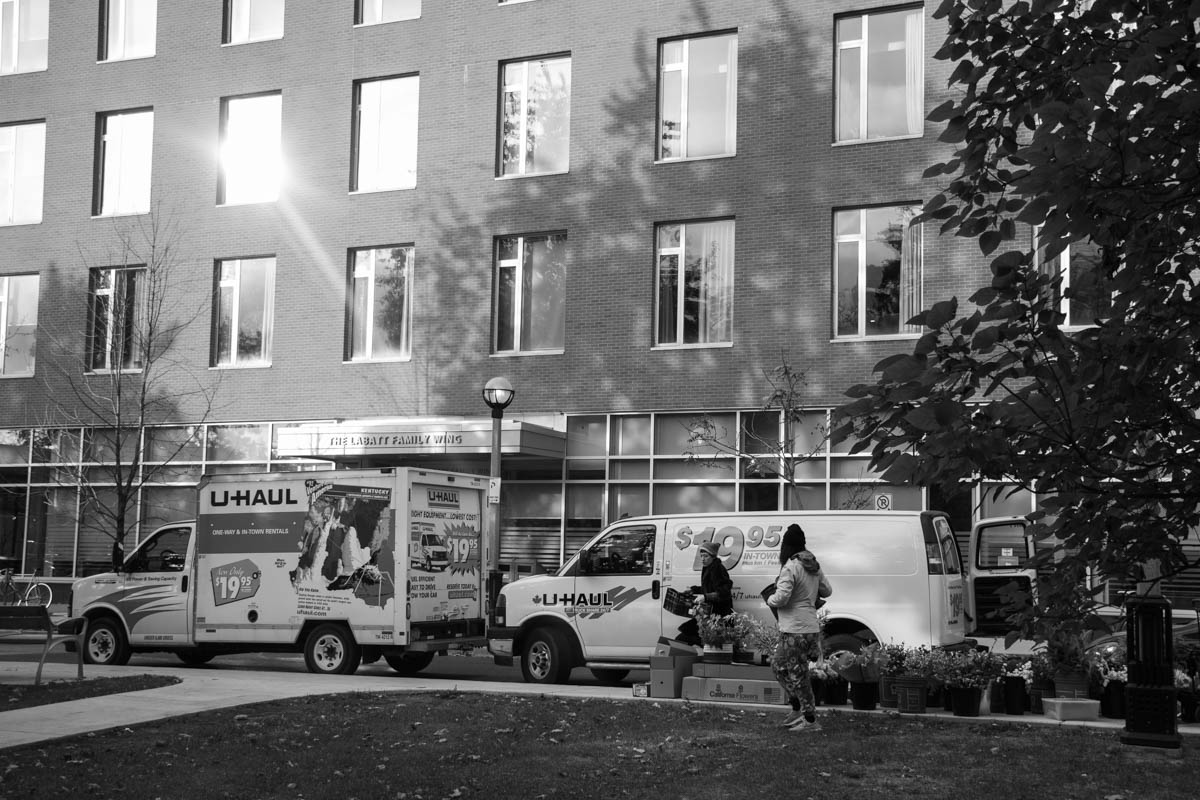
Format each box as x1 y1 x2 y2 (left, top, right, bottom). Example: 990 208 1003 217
521 628 571 684
304 624 361 675
384 651 435 675
83 617 131 666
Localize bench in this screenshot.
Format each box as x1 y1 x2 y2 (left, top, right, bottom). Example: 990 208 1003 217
0 605 87 686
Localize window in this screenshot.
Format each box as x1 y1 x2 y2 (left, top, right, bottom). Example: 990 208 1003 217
657 32 737 160
0 274 38 376
654 219 734 346
211 257 275 367
218 92 282 205
347 245 412 361
493 233 566 354
352 75 419 192
223 0 283 44
94 109 153 216
1036 238 1113 327
0 120 45 225
835 7 923 143
0 0 48 74
355 0 419 24
498 55 571 177
99 0 156 61
834 204 922 338
87 267 147 372
583 525 656 575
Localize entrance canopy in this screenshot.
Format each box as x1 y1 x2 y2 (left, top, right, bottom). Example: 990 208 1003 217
275 417 566 461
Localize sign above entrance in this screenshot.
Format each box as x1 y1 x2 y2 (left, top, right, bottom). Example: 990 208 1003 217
275 419 565 460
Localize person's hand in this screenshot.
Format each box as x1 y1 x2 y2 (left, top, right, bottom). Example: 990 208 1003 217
689 585 703 594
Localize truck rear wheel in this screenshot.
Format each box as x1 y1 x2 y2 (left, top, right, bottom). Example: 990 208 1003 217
521 628 571 684
176 649 214 666
384 651 435 675
304 623 361 675
83 617 131 666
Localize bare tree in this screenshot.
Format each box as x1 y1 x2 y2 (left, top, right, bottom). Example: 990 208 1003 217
40 206 219 569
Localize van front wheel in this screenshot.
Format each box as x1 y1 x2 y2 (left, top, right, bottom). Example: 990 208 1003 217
521 629 570 684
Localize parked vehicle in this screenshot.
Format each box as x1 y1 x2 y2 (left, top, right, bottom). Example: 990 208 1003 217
488 511 1034 684
70 468 489 675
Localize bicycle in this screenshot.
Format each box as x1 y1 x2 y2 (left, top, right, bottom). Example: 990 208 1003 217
0 568 53 606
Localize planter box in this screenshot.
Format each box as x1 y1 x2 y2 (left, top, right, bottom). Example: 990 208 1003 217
649 654 699 698
1043 698 1100 722
681 676 787 705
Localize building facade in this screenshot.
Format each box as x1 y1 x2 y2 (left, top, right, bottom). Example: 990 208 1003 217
3 1 1050 590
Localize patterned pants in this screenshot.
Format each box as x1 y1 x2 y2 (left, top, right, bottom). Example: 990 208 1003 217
771 631 821 715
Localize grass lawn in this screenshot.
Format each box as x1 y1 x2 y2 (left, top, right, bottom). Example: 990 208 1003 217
2 674 180 711
0 690 1194 799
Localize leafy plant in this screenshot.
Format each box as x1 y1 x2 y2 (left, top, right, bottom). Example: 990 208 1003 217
831 643 886 683
881 642 908 678
940 650 1002 690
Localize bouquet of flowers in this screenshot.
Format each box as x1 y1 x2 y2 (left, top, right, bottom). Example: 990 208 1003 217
831 642 886 683
1028 651 1054 686
1089 643 1128 687
1002 658 1034 684
809 658 840 681
1174 668 1195 692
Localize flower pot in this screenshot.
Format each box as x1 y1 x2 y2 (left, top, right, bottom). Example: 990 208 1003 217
732 644 755 664
811 677 826 706
893 675 928 714
850 681 879 711
879 675 898 708
823 678 849 706
988 680 1005 713
1179 691 1198 724
949 686 983 717
1003 676 1027 716
701 643 733 664
1029 680 1051 715
1100 681 1126 719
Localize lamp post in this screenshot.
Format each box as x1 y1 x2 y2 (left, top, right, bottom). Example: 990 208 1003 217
482 377 515 612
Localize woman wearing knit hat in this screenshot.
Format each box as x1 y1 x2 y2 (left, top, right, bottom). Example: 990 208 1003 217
674 540 734 646
766 523 832 732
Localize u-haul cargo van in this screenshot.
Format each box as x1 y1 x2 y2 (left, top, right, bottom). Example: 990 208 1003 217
488 511 1035 684
70 468 489 675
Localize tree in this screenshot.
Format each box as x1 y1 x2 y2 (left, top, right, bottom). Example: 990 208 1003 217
834 1 1200 624
41 208 219 569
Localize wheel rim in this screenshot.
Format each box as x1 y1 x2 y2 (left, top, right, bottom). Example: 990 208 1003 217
88 629 115 663
313 633 345 671
528 640 553 680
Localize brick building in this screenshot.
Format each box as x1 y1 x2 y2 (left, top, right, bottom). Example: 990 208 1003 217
2 1 1037 589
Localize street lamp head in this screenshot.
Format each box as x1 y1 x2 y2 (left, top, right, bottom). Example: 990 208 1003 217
482 376 516 416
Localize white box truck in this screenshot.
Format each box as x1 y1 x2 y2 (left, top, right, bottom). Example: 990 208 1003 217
488 511 1036 684
70 468 489 675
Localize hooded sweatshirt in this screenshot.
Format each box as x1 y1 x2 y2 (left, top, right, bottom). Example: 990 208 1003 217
766 551 832 635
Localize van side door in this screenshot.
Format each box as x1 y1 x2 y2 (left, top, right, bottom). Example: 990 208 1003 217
571 524 661 660
966 517 1036 636
121 525 194 646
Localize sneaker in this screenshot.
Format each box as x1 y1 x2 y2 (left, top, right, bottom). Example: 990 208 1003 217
788 718 821 733
779 710 803 727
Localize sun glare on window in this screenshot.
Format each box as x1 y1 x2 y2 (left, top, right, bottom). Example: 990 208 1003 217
220 93 283 204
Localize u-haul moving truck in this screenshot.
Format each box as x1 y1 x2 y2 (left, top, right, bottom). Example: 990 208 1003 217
70 468 489 675
488 511 1035 684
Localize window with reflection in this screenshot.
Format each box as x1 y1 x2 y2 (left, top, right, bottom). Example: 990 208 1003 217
657 32 737 160
100 0 156 62
347 245 413 361
834 204 922 338
355 0 419 25
352 75 419 192
223 0 284 44
836 7 923 142
493 232 566 353
655 219 734 346
0 120 46 225
211 257 275 367
499 55 571 176
94 109 153 216
0 273 38 375
0 0 48 74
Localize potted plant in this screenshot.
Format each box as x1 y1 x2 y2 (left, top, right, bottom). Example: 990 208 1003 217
893 646 933 713
941 649 1002 717
1175 668 1197 724
831 643 886 710
725 611 771 664
1028 651 1054 713
1090 642 1127 719
999 657 1033 715
879 642 908 708
691 603 734 662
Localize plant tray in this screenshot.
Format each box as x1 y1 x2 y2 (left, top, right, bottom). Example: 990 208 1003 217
1043 698 1100 721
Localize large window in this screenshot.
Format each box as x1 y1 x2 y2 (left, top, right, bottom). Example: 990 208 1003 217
494 233 566 354
87 267 146 372
0 274 38 376
223 0 284 44
352 75 419 192
1036 238 1112 327
498 55 571 177
211 257 275 367
94 109 153 216
654 219 734 346
99 0 156 62
347 245 412 362
0 0 47 74
657 32 737 161
835 7 923 143
0 120 45 225
355 0 419 25
834 204 922 338
218 92 282 205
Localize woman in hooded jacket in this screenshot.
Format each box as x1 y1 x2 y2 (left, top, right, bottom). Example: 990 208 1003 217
766 524 832 732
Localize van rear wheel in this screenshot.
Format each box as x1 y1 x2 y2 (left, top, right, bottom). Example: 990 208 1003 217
521 628 570 684
304 623 361 675
589 668 629 685
384 651 435 675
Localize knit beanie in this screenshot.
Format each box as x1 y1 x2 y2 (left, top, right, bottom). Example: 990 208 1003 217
779 523 807 564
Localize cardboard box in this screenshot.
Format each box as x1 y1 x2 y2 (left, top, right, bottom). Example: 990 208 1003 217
692 662 775 680
680 676 787 705
1043 698 1101 721
653 637 701 658
649 654 699 698
632 682 649 698
681 676 705 700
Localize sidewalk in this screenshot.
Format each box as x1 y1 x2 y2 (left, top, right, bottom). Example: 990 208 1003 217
4 656 1195 751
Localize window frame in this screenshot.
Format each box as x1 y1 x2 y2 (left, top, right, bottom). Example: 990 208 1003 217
652 217 736 348
354 0 420 25
1034 235 1114 328
350 73 420 193
86 265 148 373
93 107 154 217
0 119 46 226
0 0 49 75
832 203 923 340
834 5 924 145
222 0 284 46
0 273 39 377
210 256 276 368
98 0 157 62
492 231 567 356
217 91 283 206
655 30 738 162
497 52 572 178
345 244 414 363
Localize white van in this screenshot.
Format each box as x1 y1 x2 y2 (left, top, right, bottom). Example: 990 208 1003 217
487 511 1034 684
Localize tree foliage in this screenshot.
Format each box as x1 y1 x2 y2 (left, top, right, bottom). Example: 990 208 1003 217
835 1 1200 605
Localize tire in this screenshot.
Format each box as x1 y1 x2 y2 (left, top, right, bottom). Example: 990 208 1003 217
84 617 131 666
176 649 214 666
384 651 436 675
424 557 433 572
25 582 52 607
303 624 361 675
589 668 630 685
824 632 870 657
520 628 571 684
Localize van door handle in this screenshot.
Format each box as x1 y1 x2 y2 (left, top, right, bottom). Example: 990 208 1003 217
182 576 188 593
652 579 660 599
